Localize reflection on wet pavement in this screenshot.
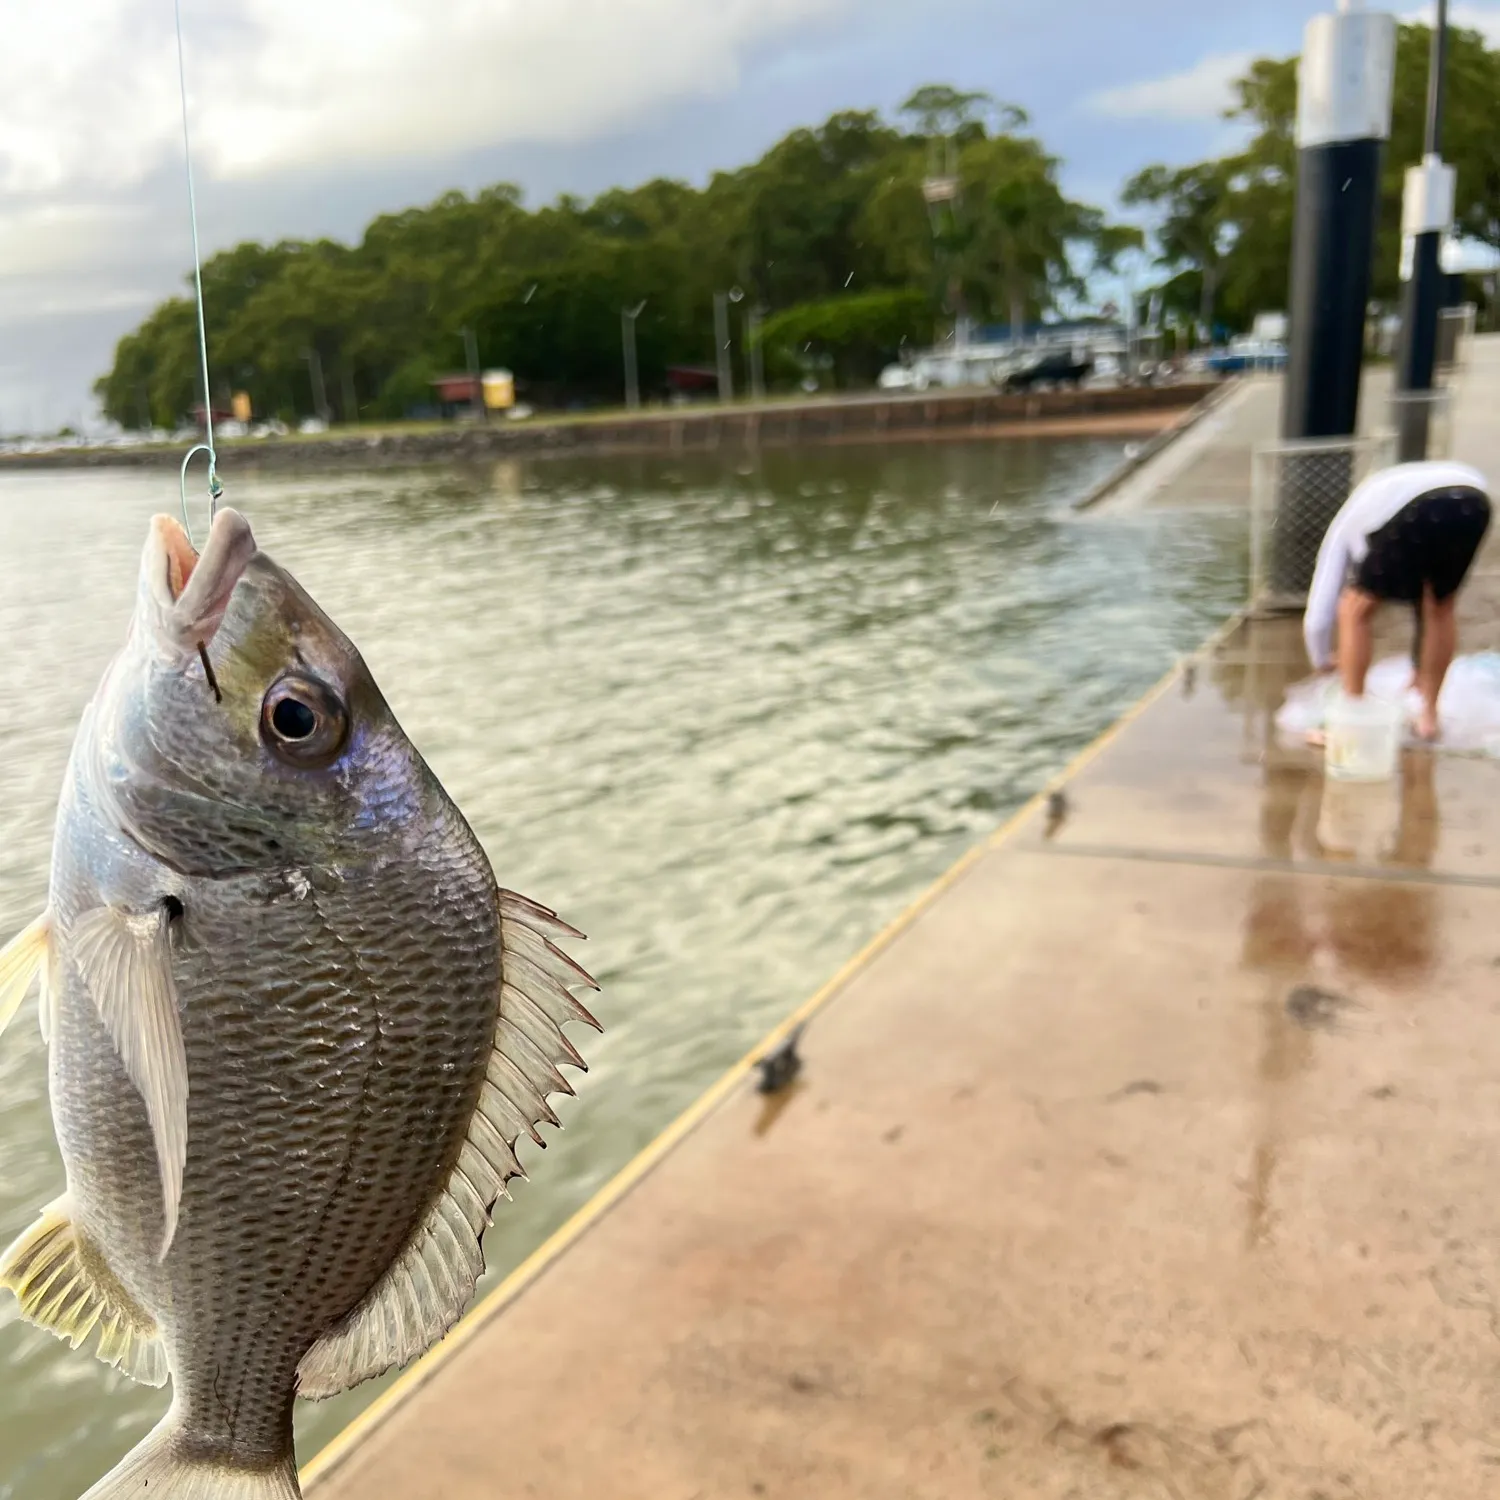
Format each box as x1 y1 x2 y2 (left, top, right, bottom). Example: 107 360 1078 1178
751 1079 808 1138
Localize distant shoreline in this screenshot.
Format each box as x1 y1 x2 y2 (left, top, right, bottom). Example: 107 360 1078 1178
2 383 1214 475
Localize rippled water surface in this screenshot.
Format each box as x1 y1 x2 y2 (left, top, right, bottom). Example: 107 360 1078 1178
0 440 1245 1497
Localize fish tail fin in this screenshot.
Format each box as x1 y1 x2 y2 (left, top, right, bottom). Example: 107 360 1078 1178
79 1412 300 1500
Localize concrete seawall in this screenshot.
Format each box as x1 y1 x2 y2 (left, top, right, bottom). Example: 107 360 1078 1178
1 382 1214 475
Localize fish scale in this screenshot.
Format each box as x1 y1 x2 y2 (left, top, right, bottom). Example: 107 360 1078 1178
0 508 599 1499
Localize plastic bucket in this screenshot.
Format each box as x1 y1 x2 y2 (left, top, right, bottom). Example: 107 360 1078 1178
1324 689 1402 783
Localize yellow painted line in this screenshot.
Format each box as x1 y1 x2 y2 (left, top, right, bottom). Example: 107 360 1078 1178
301 607 1247 1491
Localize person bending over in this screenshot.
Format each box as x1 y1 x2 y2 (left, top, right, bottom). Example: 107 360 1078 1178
1303 459 1491 742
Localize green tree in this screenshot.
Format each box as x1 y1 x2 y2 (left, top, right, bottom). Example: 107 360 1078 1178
898 84 1025 140
97 90 1136 424
1124 22 1500 336
1122 161 1232 332
756 289 935 387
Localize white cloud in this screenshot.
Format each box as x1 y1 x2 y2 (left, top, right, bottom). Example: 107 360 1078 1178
1406 5 1500 45
1090 11 1500 133
1086 51 1254 123
0 0 853 191
0 204 153 282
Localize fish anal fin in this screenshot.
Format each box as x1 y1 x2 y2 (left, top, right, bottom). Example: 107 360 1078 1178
296 1164 487 1400
0 1196 168 1387
298 893 599 1400
0 910 51 1042
70 904 188 1258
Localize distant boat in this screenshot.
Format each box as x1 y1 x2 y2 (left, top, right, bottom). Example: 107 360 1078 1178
1204 338 1288 374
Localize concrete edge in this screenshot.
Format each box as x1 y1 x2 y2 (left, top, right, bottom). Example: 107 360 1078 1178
298 606 1249 1493
1070 378 1241 514
0 386 1214 477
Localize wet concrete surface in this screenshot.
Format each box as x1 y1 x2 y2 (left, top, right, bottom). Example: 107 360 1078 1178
1039 618 1500 886
1094 367 1397 515
308 641 1500 1500
306 345 1500 1500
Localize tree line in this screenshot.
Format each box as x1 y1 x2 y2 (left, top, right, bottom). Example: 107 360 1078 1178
1124 21 1500 334
97 27 1500 428
96 86 1135 427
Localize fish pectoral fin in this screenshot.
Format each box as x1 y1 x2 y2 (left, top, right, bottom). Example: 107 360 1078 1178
296 890 599 1401
0 910 51 1043
70 904 188 1259
0 1196 168 1388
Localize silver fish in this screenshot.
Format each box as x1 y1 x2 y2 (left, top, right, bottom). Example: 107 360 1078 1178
0 508 599 1499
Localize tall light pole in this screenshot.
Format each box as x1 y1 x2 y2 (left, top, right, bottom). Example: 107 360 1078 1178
302 348 330 424
922 131 964 347
459 326 485 421
746 304 766 403
622 300 646 411
1394 0 1454 460
714 288 743 403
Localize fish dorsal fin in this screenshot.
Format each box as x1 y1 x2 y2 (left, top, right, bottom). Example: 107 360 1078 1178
0 911 51 1043
0 1196 168 1387
70 905 188 1259
296 890 600 1400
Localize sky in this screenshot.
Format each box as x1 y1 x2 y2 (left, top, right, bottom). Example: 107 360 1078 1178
1 0 1497 431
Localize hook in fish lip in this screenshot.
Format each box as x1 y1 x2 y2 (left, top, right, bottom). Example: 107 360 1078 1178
197 642 222 704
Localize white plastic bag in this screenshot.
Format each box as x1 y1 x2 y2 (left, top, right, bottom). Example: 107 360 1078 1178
1275 652 1500 756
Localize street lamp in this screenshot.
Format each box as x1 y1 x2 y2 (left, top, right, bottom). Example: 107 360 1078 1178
922 131 964 348
745 304 767 403
459 326 485 421
714 287 744 403
302 348 330 424
622 300 647 411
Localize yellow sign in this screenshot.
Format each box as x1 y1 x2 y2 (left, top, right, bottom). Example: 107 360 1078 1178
482 369 515 410
231 391 253 424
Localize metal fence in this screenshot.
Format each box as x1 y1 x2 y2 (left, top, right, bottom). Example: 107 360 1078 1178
1437 303 1478 373
1250 436 1392 610
1382 385 1453 463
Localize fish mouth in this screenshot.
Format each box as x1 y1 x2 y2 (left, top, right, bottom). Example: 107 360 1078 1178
146 508 258 649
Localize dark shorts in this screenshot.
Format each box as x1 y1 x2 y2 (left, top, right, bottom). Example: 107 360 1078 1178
1353 485 1491 603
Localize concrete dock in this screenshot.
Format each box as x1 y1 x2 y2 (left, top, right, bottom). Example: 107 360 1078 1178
305 341 1500 1499
1089 365 1400 515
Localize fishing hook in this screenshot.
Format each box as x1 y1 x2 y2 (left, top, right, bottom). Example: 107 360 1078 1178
179 444 222 549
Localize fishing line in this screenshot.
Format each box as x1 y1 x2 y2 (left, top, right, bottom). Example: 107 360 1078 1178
173 0 222 545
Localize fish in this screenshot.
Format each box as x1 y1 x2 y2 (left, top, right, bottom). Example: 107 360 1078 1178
0 506 599 1500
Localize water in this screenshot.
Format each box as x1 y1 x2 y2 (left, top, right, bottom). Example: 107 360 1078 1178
0 439 1245 1497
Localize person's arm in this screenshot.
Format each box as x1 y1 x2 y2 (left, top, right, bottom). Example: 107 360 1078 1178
1303 512 1351 671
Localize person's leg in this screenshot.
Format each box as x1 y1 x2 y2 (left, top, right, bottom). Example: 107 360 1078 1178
1414 587 1457 741
1337 586 1379 697
1307 585 1379 747
1409 486 1490 741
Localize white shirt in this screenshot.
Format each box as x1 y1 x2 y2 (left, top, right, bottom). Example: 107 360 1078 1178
1302 460 1489 669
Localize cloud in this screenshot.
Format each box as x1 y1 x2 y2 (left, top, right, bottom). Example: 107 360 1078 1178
1091 9 1500 132
1085 51 1254 123
0 0 860 426
0 0 853 191
1406 4 1500 44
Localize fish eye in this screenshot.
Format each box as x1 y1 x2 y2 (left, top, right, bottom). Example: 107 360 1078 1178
260 674 349 768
